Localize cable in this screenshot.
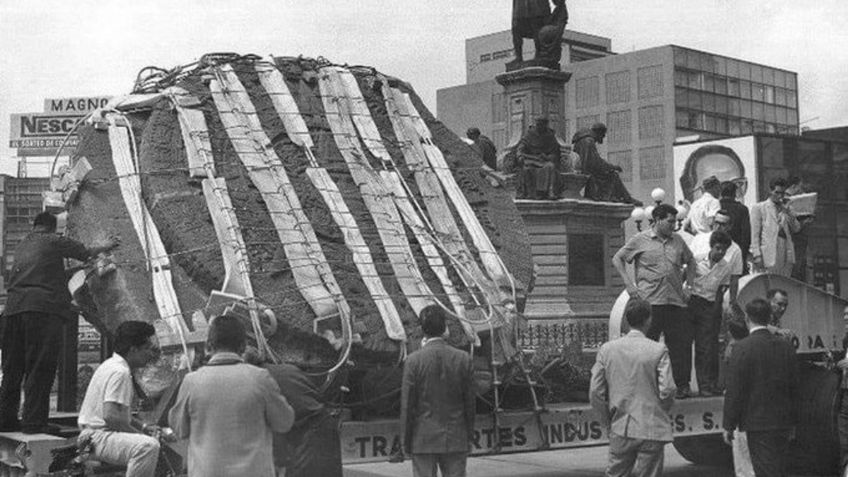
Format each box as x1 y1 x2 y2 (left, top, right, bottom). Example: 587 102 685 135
72 55 519 371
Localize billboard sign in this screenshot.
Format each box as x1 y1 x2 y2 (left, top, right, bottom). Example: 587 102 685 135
43 96 111 114
673 136 758 207
9 112 84 154
8 96 111 157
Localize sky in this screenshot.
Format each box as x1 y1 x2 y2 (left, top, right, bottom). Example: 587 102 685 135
1 0 846 175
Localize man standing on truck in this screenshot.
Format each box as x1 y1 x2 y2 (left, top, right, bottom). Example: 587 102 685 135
719 181 751 274
688 210 744 280
0 211 119 433
686 230 735 397
684 176 722 235
723 298 799 477
750 178 801 276
77 321 163 477
590 298 676 477
400 305 475 477
613 203 697 398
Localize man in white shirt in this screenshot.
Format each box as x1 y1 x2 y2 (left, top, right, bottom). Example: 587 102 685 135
689 211 744 279
78 321 163 477
685 175 722 235
687 230 736 397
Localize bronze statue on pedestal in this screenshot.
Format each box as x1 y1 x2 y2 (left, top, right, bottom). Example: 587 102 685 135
515 117 564 200
507 0 568 71
572 123 641 205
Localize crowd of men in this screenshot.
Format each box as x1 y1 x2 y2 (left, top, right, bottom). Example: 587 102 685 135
0 172 819 477
613 176 803 399
603 176 810 476
69 314 343 477
0 211 344 477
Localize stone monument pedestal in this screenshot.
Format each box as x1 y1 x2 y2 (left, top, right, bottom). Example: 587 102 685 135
495 67 572 152
514 198 633 351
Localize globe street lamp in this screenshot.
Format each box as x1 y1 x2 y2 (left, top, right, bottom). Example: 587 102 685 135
630 188 688 232
651 188 666 204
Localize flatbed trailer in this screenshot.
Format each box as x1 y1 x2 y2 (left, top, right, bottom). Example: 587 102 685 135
0 397 726 473
340 396 724 464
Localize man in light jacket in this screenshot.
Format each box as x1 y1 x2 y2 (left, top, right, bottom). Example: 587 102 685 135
750 177 801 276
590 298 677 477
169 315 294 477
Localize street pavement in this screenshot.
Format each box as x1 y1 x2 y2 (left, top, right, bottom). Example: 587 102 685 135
343 444 735 477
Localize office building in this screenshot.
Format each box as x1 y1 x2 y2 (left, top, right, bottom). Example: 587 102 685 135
1 175 51 287
437 33 800 204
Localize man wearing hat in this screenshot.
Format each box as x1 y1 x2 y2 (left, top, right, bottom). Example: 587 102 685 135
685 175 722 235
687 210 744 396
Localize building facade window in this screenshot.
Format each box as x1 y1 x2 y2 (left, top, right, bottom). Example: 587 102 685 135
608 150 633 182
671 46 799 137
606 110 631 146
605 71 631 104
639 146 666 180
575 76 600 109
491 93 506 123
638 105 664 140
638 65 664 99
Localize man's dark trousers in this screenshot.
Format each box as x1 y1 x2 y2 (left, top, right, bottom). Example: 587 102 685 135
838 390 848 472
0 312 64 431
689 296 721 392
283 410 342 477
747 429 790 477
647 304 694 388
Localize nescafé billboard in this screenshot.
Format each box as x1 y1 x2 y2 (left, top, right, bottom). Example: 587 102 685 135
9 96 111 156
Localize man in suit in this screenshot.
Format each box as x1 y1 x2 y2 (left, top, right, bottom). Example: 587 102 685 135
169 315 294 477
750 178 801 276
723 298 799 477
263 358 342 477
401 305 475 477
719 181 751 273
590 298 677 477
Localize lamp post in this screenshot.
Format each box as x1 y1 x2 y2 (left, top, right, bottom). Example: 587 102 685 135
675 201 690 232
650 188 666 205
630 207 647 231
630 188 688 232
